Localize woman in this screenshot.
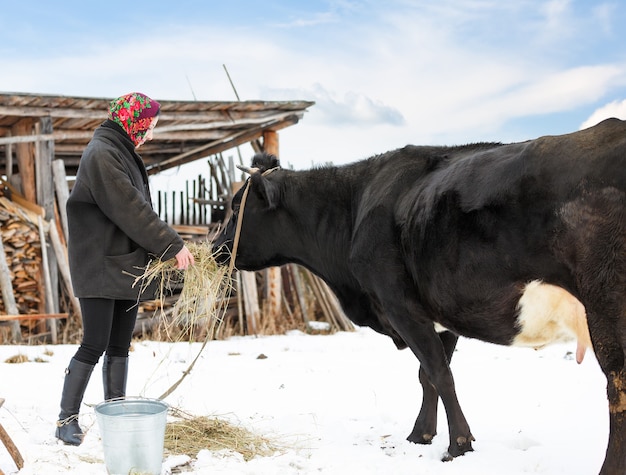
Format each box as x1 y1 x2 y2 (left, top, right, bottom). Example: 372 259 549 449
55 92 194 445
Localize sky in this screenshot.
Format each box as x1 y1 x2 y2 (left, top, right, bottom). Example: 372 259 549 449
2 0 626 181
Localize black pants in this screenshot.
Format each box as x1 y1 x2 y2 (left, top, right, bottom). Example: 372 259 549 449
73 298 138 365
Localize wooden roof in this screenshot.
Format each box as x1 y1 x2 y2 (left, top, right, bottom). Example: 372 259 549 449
0 92 314 176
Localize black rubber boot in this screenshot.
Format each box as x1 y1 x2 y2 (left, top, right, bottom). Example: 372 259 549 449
55 358 95 446
102 355 128 401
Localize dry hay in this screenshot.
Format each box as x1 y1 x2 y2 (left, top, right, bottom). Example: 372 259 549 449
4 352 49 363
132 241 233 342
164 408 279 461
4 353 29 363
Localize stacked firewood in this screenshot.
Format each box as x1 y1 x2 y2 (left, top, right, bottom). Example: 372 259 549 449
0 197 42 316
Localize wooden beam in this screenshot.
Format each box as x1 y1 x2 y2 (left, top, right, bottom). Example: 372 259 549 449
171 224 210 235
156 111 301 133
0 130 93 146
262 129 282 319
0 313 68 321
146 115 300 175
0 111 303 146
0 105 105 120
0 104 308 122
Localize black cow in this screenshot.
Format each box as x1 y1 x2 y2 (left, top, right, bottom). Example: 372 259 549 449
213 118 626 475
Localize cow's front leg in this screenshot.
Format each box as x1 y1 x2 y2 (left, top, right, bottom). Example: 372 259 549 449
385 300 474 459
408 330 459 445
351 221 473 459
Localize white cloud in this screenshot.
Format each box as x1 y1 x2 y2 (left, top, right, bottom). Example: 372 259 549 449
264 83 405 126
580 99 626 129
273 11 340 28
496 65 625 115
541 0 572 27
593 2 618 35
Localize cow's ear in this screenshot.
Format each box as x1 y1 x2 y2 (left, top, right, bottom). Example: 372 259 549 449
250 173 280 209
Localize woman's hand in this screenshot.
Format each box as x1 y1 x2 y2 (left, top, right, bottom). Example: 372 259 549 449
174 245 195 270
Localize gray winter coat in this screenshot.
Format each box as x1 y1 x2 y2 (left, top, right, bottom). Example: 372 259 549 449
66 120 183 300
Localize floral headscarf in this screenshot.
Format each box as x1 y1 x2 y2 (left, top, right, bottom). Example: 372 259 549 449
108 92 161 147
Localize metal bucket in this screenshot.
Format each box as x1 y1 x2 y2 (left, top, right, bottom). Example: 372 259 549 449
95 398 168 475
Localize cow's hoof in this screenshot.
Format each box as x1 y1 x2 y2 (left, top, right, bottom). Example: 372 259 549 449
406 432 435 445
446 435 475 458
441 451 454 462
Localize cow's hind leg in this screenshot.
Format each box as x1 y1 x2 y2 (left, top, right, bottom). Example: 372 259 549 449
408 331 459 445
604 368 626 475
560 187 626 475
586 299 626 475
587 307 626 475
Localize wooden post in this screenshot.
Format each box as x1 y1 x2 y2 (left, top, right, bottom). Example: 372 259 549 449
200 177 207 224
179 191 184 225
48 219 82 321
35 118 55 219
235 272 244 333
171 191 176 225
241 271 259 334
0 398 24 471
265 267 282 321
192 180 197 225
289 264 310 323
185 181 190 225
4 132 12 181
51 159 70 240
163 192 168 223
227 154 235 185
11 118 36 203
263 129 279 157
262 129 282 320
36 118 59 335
0 236 21 343
37 217 57 343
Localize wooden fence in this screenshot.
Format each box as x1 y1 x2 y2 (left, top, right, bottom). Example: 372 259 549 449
154 154 237 228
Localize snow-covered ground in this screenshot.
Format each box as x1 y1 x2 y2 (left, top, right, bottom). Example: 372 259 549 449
0 326 608 474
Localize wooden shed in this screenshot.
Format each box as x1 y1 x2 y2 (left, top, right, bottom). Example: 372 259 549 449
0 92 352 344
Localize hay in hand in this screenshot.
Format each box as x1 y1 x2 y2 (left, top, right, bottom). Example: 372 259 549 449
133 241 233 342
164 409 279 461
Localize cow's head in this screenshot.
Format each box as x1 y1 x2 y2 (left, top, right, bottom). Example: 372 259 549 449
212 152 285 271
